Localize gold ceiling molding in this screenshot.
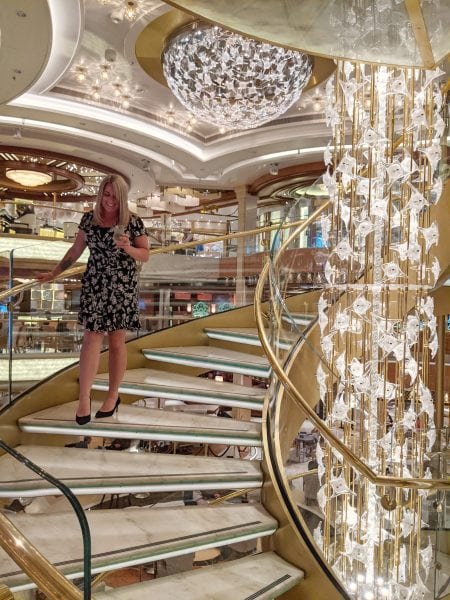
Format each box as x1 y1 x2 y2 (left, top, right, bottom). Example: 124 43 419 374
0 161 84 193
164 0 450 68
0 146 127 202
135 9 335 91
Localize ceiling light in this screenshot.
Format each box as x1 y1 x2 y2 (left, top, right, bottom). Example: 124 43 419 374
162 22 312 130
269 163 279 176
99 0 145 22
6 169 52 187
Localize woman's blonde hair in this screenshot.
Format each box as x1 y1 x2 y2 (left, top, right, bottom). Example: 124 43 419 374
93 174 130 226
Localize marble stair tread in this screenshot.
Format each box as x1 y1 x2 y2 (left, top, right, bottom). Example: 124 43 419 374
0 445 261 497
94 552 304 600
204 327 296 350
281 313 315 327
142 346 271 377
92 368 265 409
1 504 277 591
18 401 262 445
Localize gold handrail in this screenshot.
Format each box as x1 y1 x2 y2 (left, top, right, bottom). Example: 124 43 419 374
209 469 319 505
0 583 14 600
254 202 450 491
0 216 310 303
0 512 82 600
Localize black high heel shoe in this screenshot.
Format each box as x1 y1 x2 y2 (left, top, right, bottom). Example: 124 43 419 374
75 412 91 426
95 397 120 419
75 400 91 425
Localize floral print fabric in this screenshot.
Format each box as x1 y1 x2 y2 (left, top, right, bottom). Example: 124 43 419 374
78 211 147 332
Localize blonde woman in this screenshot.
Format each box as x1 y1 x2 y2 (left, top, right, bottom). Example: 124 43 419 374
38 175 149 424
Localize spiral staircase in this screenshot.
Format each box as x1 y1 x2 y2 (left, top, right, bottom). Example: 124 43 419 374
0 293 318 598
0 179 448 598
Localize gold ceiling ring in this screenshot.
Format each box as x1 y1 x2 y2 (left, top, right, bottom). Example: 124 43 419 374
135 9 336 92
164 0 450 69
0 161 84 193
0 146 128 202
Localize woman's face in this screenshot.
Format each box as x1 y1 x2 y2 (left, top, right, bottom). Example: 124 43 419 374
101 183 119 216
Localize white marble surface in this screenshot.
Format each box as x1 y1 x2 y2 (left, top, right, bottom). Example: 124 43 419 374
204 327 296 349
19 401 262 445
93 367 265 408
94 552 304 599
0 445 261 497
0 504 277 591
143 346 270 377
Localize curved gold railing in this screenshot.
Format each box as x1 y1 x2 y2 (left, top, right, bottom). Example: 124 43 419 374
254 202 450 491
0 512 82 600
0 217 311 303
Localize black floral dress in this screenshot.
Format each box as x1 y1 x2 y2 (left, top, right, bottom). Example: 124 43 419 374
78 212 147 332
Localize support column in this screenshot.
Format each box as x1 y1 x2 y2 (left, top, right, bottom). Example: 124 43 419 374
235 185 258 307
232 373 253 422
435 315 446 429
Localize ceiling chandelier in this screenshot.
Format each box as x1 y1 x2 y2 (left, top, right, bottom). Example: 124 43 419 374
6 169 52 187
97 0 147 22
162 22 312 130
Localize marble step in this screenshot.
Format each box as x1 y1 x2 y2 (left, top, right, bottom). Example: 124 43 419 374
142 346 271 378
94 552 304 600
0 445 261 497
282 313 315 328
2 504 277 592
92 368 265 410
204 327 295 350
19 401 262 446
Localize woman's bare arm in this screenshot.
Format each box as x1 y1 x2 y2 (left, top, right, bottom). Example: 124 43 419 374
36 230 87 282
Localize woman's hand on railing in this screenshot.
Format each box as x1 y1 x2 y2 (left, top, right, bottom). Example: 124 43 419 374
35 271 55 283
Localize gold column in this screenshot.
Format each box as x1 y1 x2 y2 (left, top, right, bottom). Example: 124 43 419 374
435 315 446 429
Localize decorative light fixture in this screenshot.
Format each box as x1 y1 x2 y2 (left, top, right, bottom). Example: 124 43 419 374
162 22 312 130
6 169 52 187
312 62 445 599
98 0 148 23
70 56 142 112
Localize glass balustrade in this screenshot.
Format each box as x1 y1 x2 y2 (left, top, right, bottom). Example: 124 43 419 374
1 220 324 403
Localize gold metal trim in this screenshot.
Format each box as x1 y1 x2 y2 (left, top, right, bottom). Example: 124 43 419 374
0 584 14 600
254 202 450 491
208 469 318 505
404 0 435 69
0 511 82 600
135 9 335 91
164 0 449 69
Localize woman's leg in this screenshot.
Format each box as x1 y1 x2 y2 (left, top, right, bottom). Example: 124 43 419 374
77 330 104 416
97 329 127 412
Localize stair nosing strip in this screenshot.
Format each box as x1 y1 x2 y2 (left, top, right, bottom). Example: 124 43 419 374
143 352 270 374
0 478 262 497
19 423 262 445
91 381 265 404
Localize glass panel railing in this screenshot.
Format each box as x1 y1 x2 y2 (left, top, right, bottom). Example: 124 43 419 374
0 220 316 402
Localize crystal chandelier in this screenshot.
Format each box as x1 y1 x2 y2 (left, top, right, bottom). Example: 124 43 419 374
162 22 312 130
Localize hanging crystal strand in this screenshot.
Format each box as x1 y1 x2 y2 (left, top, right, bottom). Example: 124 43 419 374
315 59 445 598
